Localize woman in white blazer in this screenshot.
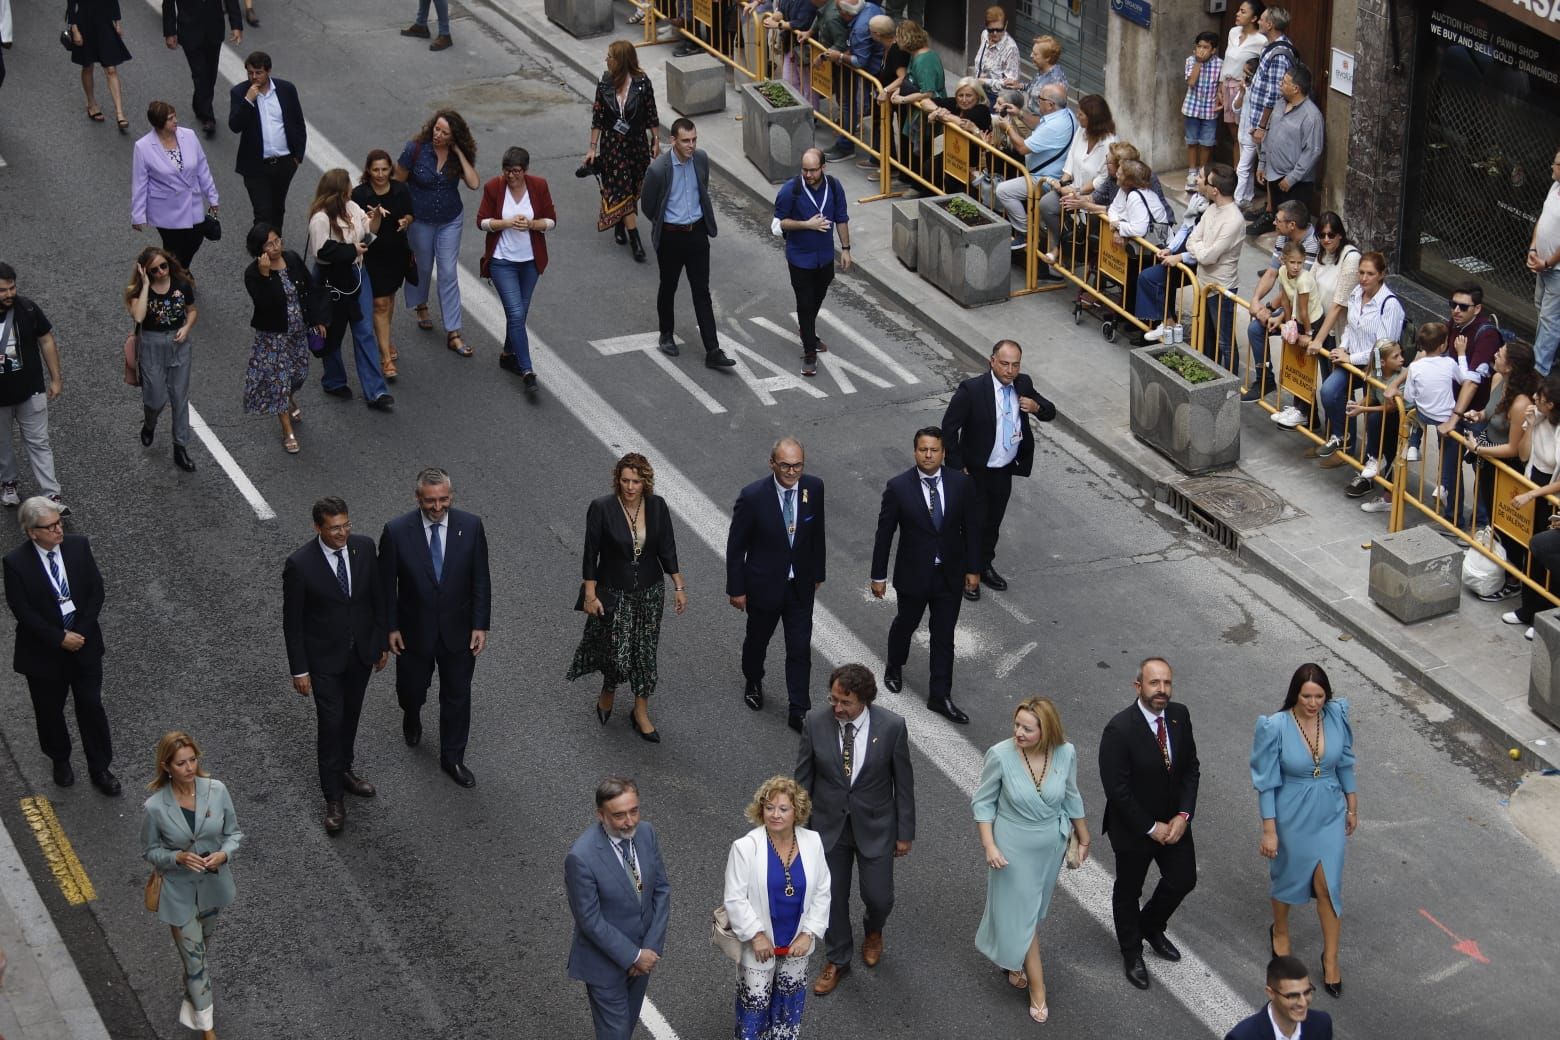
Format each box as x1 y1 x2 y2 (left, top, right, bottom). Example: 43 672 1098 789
723 775 831 1040
141 732 242 1040
130 100 219 270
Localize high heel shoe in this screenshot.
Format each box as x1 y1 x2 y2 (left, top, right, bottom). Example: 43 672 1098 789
614 222 628 245
1320 950 1342 998
1028 1004 1049 1024
596 688 615 726
631 714 661 743
245 5 260 26
999 966 1028 988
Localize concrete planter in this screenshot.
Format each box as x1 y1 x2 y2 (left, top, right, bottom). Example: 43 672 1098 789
543 0 615 39
739 83 813 184
891 201 919 270
1128 345 1241 474
915 194 1010 308
1530 609 1560 728
666 54 727 116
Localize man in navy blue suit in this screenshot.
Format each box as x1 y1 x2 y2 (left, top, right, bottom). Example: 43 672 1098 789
378 468 491 788
228 50 307 232
565 777 671 1040
163 0 243 136
726 436 827 732
870 427 983 724
1224 956 1333 1040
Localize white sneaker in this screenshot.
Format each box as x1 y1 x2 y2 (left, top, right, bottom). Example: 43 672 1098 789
1185 168 1200 190
1527 627 1535 641
1502 611 1525 625
1270 406 1304 428
1360 456 1379 480
0 482 18 508
1431 485 1444 502
1144 326 1168 343
1406 446 1421 462
1360 498 1392 513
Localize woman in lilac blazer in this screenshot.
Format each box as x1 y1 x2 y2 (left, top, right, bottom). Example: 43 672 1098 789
131 100 219 269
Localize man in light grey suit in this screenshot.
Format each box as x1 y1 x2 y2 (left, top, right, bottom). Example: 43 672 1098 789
795 663 915 997
565 777 672 1040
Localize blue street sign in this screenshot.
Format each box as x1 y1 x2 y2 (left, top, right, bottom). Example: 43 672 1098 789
1111 0 1152 30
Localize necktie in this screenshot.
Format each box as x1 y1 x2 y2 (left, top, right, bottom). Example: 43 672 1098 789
47 551 74 628
429 522 444 583
842 722 856 780
1155 715 1170 770
618 838 642 892
334 550 350 597
924 476 943 531
783 489 796 547
1000 385 1017 447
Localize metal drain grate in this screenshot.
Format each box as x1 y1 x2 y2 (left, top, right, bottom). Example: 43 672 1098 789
1162 476 1294 552
1165 484 1241 550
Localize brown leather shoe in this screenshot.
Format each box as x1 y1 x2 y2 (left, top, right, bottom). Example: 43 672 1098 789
341 771 376 797
1318 452 1347 469
430 34 453 51
323 800 345 834
862 931 884 967
813 961 848 995
400 23 431 38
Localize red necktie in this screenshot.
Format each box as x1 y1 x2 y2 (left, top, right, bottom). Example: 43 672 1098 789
1156 716 1170 770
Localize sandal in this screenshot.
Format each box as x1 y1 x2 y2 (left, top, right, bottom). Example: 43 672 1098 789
245 5 260 27
446 331 472 358
1003 968 1028 989
414 304 433 331
282 435 300 454
86 107 105 122
288 404 303 423
116 116 129 133
390 346 399 362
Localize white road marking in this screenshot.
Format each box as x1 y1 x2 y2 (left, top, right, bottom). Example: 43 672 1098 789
189 405 276 521
727 342 828 405
991 592 1036 626
994 640 1039 679
154 15 1243 1033
1423 959 1472 984
591 333 728 415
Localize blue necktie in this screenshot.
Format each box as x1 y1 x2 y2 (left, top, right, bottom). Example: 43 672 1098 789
429 522 444 583
924 477 943 531
783 489 796 547
1000 385 1017 449
334 550 349 597
47 551 74 628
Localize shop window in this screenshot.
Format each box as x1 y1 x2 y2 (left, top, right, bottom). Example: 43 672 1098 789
1012 0 1108 97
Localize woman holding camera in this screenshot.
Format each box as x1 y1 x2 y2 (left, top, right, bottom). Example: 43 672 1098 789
306 168 393 410
584 40 659 263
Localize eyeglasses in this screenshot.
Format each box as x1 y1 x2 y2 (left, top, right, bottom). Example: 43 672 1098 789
148 262 169 273
503 167 526 175
321 521 352 534
31 520 64 532
1449 301 1474 311
772 460 804 472
800 165 822 173
1318 231 1339 240
1275 987 1316 1002
987 27 1005 36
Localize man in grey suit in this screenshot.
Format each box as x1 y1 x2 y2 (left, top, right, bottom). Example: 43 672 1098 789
638 117 736 369
565 777 672 1040
795 663 915 996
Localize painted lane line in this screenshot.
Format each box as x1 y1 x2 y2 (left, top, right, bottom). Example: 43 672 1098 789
994 640 1038 679
752 315 894 395
816 307 921 384
189 405 276 521
18 797 96 906
591 333 728 415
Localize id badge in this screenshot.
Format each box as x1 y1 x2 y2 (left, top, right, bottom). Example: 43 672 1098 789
1010 429 1022 445
612 118 631 136
58 597 77 618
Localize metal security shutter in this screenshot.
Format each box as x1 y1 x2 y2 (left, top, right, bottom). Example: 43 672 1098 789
1012 0 1108 97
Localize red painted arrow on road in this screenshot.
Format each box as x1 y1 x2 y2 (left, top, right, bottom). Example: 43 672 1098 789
1419 909 1491 964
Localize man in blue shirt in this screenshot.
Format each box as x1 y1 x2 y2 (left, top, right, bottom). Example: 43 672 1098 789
820 0 885 162
774 149 852 376
639 119 737 369
993 84 1074 272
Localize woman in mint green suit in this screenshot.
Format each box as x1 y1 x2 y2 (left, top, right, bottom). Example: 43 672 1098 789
1251 662 1357 999
972 697 1089 1025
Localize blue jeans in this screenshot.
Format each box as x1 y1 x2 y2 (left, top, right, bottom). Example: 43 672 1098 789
1316 358 1355 447
319 268 389 401
1432 417 1487 527
415 0 450 35
488 258 540 372
1133 263 1179 325
405 215 465 333
1536 266 1560 375
1247 315 1272 382
1202 291 1237 371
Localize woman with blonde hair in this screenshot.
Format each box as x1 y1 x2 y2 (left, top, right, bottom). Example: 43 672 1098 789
124 246 198 471
307 168 393 410
972 696 1088 1024
584 39 660 262
723 775 831 1040
141 731 242 1040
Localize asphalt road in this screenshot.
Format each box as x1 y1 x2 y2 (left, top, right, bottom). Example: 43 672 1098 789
1 3 1557 1039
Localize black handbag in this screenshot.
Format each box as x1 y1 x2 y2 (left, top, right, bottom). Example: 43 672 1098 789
573 586 622 623
60 25 76 51
200 215 222 242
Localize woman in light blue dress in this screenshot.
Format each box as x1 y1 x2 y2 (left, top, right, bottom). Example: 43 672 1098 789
972 697 1089 1025
1251 662 1358 999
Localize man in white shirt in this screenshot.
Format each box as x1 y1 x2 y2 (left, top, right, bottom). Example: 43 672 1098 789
1529 148 1560 375
227 51 307 232
1221 955 1334 1039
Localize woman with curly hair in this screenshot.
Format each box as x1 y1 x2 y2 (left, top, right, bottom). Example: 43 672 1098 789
567 453 685 744
584 39 659 263
124 246 198 472
396 110 479 355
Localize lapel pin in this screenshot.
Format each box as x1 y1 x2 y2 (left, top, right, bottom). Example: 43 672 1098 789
802 488 809 504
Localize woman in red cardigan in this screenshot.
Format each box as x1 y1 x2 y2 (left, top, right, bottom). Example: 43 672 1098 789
476 147 557 392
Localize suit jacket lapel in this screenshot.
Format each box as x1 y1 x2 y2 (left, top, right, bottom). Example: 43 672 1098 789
309 542 349 602
410 514 438 586
595 828 639 903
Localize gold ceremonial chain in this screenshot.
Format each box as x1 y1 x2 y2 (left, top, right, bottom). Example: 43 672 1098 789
1022 746 1051 793
620 498 643 563
768 832 798 897
1292 710 1323 778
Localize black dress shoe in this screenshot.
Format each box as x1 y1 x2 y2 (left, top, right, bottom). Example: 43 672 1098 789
323 384 353 399
90 770 123 796
324 800 345 834
403 713 422 747
705 349 737 369
743 680 764 711
927 697 970 724
1321 950 1342 997
1144 931 1181 961
173 445 196 472
1123 952 1150 990
442 761 477 788
658 335 680 357
201 120 217 138
366 394 395 411
139 423 154 447
883 668 903 693
981 567 1008 591
53 761 76 787
498 352 521 373
341 770 376 797
788 713 805 733
963 584 980 602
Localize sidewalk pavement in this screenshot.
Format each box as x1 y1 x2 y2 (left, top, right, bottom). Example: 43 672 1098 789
0 813 111 1040
490 1 1560 768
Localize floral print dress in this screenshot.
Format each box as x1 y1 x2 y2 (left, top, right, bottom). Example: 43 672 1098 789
242 269 309 415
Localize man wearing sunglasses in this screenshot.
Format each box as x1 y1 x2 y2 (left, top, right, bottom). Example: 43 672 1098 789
1223 955 1333 1039
1439 282 1502 530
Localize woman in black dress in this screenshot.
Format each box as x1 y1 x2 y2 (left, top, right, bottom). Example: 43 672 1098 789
583 39 659 263
67 0 131 130
352 149 415 381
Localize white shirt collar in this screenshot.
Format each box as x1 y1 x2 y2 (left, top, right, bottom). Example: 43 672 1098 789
317 537 347 561
774 477 799 498
1137 699 1165 728
422 513 445 534
1266 1004 1301 1040
916 467 943 483
33 541 64 572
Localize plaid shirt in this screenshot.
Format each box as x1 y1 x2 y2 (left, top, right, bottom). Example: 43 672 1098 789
1247 36 1294 127
1181 55 1223 119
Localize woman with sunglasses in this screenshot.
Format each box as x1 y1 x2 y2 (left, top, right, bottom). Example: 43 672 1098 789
123 247 198 472
972 6 1018 104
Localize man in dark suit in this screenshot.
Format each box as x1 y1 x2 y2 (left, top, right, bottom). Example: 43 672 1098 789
726 436 826 732
228 51 307 232
940 339 1056 601
565 777 671 1040
379 467 491 788
1098 656 1201 990
2 498 118 794
796 663 914 997
1225 956 1333 1040
162 0 243 136
870 426 982 723
638 117 736 370
282 496 388 834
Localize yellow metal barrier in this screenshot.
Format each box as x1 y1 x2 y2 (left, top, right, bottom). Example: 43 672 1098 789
1053 211 1202 341
641 0 767 81
789 33 895 203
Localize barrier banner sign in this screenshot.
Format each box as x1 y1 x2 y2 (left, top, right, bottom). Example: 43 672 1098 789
694 0 713 29
1099 231 1129 285
1494 467 1536 543
1278 339 1316 405
811 53 833 99
943 130 970 186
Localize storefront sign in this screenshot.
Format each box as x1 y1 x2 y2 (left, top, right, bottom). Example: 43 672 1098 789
1278 339 1316 405
1494 467 1537 543
1471 0 1560 43
1431 7 1560 84
1329 48 1355 96
1110 0 1152 31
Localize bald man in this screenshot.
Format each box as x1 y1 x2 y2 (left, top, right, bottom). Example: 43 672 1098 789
774 149 852 377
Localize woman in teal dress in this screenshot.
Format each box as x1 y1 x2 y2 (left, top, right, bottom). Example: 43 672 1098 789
972 696 1089 1025
1250 662 1358 999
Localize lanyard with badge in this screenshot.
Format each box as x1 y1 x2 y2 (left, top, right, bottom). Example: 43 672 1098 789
0 308 19 375
802 178 832 234
44 552 77 619
612 84 633 136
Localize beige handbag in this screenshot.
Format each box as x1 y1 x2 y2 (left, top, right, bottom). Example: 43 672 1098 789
143 869 163 912
711 905 744 962
1064 832 1084 870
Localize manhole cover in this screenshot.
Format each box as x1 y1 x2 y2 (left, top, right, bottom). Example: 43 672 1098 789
1173 475 1292 534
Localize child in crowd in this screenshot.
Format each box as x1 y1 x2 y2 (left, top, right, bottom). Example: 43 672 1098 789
1181 31 1224 191
1401 321 1470 508
1347 338 1408 510
1269 242 1326 429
